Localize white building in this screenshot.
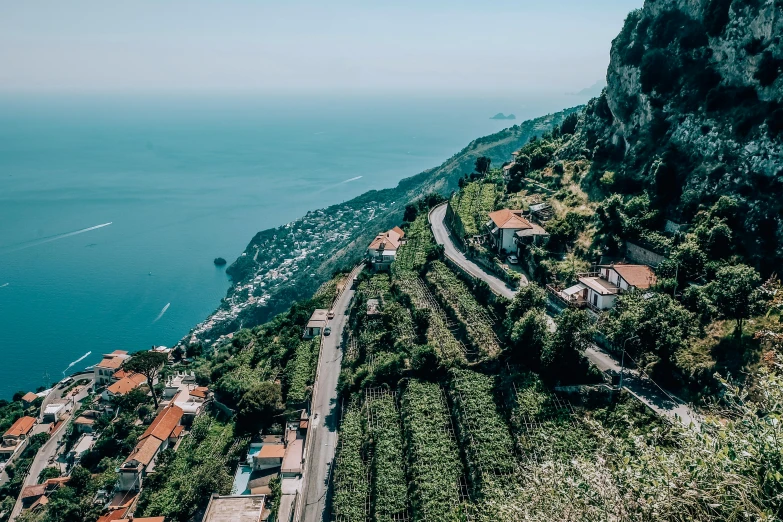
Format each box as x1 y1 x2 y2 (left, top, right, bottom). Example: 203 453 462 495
366 226 405 271
93 350 130 387
558 264 657 311
486 209 548 254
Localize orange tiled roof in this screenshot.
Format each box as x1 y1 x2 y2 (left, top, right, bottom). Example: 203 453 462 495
189 387 209 399
21 484 47 499
258 443 286 459
488 209 533 230
368 228 404 252
125 435 161 467
106 373 147 396
603 264 657 289
119 518 165 522
171 425 185 439
21 392 38 403
5 416 36 438
139 405 183 442
96 508 129 522
97 356 125 370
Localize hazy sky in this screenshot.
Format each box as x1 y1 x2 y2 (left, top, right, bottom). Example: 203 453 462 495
0 1 642 95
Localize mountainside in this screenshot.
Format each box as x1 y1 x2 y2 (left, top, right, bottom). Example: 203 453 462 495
181 107 579 346
571 0 783 272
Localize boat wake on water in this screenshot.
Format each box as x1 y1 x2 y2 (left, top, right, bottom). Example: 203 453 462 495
62 351 92 375
0 283 8 288
153 302 171 323
1 222 113 254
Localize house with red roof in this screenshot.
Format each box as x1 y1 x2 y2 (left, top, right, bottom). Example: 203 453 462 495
117 404 184 492
366 226 405 271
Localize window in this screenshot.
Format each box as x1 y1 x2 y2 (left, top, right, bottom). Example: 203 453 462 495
593 294 598 306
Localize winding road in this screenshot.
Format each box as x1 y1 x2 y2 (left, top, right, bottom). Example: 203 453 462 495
429 203 700 428
299 264 363 522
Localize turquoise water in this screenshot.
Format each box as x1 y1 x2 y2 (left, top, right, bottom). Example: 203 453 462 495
0 93 585 398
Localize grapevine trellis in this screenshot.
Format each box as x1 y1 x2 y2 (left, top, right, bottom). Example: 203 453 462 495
333 400 371 522
365 388 411 522
344 332 360 364
426 262 501 358
448 368 520 505
394 271 467 364
400 379 471 522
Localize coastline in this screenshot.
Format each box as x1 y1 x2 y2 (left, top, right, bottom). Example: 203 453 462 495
177 106 581 350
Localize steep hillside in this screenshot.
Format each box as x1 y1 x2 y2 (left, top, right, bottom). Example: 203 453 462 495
183 108 579 345
572 0 783 272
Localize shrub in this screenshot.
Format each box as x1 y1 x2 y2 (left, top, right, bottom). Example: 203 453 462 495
755 51 782 87
704 0 732 37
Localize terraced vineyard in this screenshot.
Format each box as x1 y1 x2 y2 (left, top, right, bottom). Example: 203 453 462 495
448 181 499 237
394 270 466 365
333 403 370 522
285 338 318 403
426 261 500 358
401 380 468 522
367 389 409 522
393 214 435 273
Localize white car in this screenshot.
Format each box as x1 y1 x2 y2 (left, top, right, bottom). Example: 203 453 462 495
507 254 519 264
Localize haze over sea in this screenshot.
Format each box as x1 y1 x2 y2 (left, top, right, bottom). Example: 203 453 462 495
0 93 588 398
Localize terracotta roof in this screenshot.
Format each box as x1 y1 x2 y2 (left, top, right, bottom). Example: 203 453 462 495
171 425 185 439
140 405 184 442
106 373 147 396
119 518 165 522
258 444 286 459
21 484 47 499
44 477 71 487
21 392 38 403
488 209 533 230
391 226 405 238
605 264 657 289
125 434 162 467
112 350 128 355
5 416 36 438
189 387 209 399
368 228 404 252
112 369 131 380
97 356 126 370
96 508 130 522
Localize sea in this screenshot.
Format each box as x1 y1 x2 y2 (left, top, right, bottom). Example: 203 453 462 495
0 92 589 398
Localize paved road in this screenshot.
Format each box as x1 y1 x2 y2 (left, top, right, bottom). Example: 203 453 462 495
300 265 362 522
429 203 701 428
429 204 518 299
9 375 93 521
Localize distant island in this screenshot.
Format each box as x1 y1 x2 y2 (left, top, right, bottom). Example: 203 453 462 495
213 257 227 266
490 113 516 120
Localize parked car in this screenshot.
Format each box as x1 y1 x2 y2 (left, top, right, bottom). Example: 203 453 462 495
324 326 332 336
327 310 335 319
507 254 519 264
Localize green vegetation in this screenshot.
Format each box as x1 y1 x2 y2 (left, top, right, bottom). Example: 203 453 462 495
448 181 500 238
368 393 408 522
400 380 465 522
122 350 168 408
285 339 318 404
426 261 500 358
136 415 246 521
332 404 369 522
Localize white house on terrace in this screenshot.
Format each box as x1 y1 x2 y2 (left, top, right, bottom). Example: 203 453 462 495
556 263 657 311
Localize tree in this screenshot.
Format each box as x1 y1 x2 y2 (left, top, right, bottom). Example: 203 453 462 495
474 156 491 175
542 309 594 381
505 284 548 329
237 381 284 434
711 264 763 336
38 466 61 482
605 291 697 367
122 351 168 409
509 309 551 368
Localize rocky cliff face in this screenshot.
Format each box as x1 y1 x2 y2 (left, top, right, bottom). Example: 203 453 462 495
574 0 783 270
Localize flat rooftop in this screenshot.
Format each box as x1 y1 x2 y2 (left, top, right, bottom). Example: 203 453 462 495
306 309 329 328
202 494 266 522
